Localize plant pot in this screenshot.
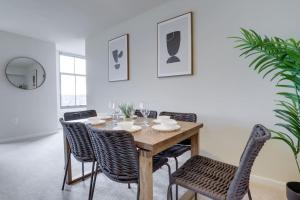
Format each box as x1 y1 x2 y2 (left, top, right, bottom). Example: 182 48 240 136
287 182 300 200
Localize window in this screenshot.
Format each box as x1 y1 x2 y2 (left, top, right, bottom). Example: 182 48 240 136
59 53 86 108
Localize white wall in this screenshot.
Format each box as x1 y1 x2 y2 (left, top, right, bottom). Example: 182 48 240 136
0 31 58 142
86 0 300 182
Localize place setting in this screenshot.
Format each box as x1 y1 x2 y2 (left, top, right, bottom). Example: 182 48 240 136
97 113 113 120
68 110 114 125
68 117 105 125
86 117 106 125
104 101 182 133
113 121 142 132
152 115 181 132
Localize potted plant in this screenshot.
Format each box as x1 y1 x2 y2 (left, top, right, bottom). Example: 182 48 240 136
232 29 300 200
119 103 134 120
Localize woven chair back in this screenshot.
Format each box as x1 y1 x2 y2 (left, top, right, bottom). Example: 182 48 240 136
87 127 139 183
159 111 197 122
59 118 94 162
227 124 271 199
64 110 97 121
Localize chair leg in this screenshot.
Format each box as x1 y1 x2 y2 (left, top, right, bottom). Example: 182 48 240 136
88 161 95 200
82 162 85 181
128 183 131 189
165 163 173 200
194 193 197 200
90 165 98 200
61 151 71 190
174 157 179 170
174 157 179 200
248 189 252 200
137 182 140 200
167 184 174 200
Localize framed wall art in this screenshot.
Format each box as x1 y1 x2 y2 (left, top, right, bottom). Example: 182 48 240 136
157 12 193 77
108 34 129 82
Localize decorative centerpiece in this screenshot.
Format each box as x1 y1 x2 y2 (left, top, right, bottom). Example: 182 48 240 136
119 103 134 120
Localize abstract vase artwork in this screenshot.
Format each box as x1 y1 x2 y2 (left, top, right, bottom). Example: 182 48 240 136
166 31 181 64
157 12 192 77
108 34 129 81
112 49 123 69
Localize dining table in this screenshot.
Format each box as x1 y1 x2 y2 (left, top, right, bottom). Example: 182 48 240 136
63 117 203 200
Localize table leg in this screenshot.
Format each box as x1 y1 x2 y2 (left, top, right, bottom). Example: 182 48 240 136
190 131 199 156
139 150 153 200
63 134 72 184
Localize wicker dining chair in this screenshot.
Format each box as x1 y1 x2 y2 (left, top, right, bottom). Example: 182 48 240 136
86 126 172 200
64 110 97 121
59 118 96 200
134 109 158 119
167 124 271 200
63 110 97 180
158 111 197 199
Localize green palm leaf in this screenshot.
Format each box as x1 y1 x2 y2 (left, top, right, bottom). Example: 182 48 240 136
232 29 300 175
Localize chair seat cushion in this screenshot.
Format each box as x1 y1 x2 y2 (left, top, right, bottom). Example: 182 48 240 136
158 144 191 158
171 155 237 200
153 156 168 172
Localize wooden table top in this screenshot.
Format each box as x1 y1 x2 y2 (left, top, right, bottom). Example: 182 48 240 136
93 118 203 155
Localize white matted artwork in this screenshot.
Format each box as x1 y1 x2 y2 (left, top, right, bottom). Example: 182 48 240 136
157 12 192 77
108 34 129 82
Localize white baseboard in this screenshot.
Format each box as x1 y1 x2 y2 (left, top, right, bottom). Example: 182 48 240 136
251 174 285 190
0 129 60 143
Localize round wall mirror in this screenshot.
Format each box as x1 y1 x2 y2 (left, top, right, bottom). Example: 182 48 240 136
5 57 46 90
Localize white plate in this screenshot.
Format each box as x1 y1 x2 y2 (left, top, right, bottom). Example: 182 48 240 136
69 119 87 123
113 125 142 133
99 115 112 120
87 118 106 125
153 119 161 123
152 124 181 132
153 119 177 124
120 115 138 120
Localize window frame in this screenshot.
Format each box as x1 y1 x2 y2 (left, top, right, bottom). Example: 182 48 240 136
59 52 87 109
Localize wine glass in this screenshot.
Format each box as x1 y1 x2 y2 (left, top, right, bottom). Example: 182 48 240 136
108 101 116 113
139 102 149 126
108 101 117 124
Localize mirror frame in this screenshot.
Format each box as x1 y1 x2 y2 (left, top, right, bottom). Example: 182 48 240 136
5 57 46 90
